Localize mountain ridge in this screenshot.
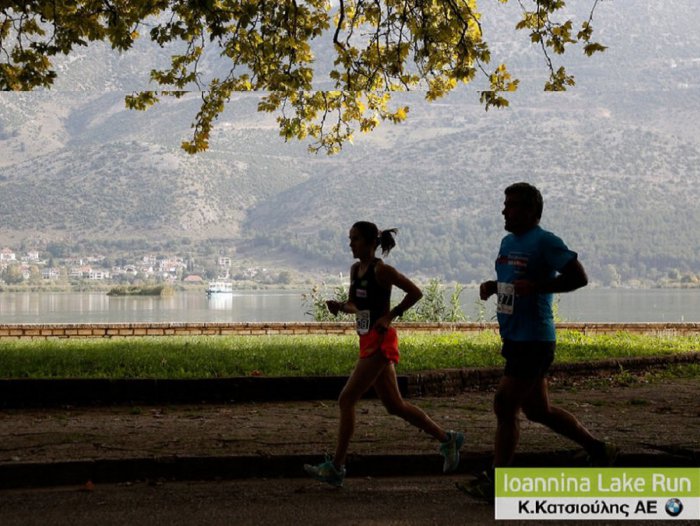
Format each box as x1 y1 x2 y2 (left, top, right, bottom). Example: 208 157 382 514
1 2 699 285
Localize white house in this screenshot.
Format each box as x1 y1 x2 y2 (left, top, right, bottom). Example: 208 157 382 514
69 266 91 278
88 270 110 280
0 248 16 262
42 268 61 280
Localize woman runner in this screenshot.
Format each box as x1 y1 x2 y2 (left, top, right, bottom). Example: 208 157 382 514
304 221 464 487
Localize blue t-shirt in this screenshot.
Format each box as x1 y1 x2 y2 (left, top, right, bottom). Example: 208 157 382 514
495 225 577 342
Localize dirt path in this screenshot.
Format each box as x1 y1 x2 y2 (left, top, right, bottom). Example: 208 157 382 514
1 378 698 465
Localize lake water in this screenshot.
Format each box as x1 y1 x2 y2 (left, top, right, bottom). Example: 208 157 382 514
0 288 698 324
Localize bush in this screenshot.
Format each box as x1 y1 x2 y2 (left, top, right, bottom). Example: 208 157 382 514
304 278 468 322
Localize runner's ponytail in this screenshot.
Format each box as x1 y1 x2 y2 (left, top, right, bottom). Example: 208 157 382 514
378 228 397 256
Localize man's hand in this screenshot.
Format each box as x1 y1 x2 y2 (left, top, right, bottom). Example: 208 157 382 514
480 280 497 301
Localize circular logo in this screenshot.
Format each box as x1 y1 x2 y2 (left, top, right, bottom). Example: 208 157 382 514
665 498 683 517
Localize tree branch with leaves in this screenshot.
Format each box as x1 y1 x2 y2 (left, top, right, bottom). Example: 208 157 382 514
0 0 606 154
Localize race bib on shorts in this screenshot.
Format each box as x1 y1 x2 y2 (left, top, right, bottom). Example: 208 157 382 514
355 310 371 335
496 282 515 315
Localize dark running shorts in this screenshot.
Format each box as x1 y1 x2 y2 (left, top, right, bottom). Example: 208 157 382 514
501 340 556 379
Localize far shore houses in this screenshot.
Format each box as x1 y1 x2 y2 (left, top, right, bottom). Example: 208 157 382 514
0 246 279 286
1 247 192 283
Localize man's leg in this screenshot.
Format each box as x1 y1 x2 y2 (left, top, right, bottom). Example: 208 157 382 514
521 377 604 453
493 375 538 467
458 374 533 501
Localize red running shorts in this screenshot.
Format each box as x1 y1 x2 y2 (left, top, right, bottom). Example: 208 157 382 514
359 327 400 364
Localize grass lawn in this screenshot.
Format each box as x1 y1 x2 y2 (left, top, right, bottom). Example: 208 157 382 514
0 330 698 379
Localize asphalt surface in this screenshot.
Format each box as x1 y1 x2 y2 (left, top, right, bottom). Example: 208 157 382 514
2 477 699 526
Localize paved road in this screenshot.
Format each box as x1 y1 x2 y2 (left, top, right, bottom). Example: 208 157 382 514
0 476 491 526
2 476 698 526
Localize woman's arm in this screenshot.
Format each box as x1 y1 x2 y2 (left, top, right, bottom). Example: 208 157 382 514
375 263 422 329
326 263 359 315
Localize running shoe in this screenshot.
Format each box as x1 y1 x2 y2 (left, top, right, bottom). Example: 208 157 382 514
456 470 495 503
587 442 620 467
303 456 346 488
439 430 465 473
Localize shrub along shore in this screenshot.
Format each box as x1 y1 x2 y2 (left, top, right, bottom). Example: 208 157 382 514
0 331 698 380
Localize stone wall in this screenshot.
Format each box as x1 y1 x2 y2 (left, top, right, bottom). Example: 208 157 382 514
0 322 699 339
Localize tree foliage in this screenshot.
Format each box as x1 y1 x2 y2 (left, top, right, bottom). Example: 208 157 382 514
1 1 605 153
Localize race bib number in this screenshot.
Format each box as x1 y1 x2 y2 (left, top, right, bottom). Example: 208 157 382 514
355 310 371 335
496 282 515 315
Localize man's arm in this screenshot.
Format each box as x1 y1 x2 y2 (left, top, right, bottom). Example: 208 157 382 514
540 258 588 293
515 258 588 296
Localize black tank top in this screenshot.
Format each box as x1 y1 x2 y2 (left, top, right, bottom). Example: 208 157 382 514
350 259 391 329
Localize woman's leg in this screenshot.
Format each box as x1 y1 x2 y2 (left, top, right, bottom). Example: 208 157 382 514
333 352 389 468
373 362 448 442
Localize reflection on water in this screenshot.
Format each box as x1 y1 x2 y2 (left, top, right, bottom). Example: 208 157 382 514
207 294 234 310
0 288 698 324
0 290 308 324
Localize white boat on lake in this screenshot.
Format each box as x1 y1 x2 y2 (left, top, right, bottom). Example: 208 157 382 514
206 281 234 295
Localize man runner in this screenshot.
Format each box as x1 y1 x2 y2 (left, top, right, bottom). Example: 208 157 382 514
460 182 618 501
